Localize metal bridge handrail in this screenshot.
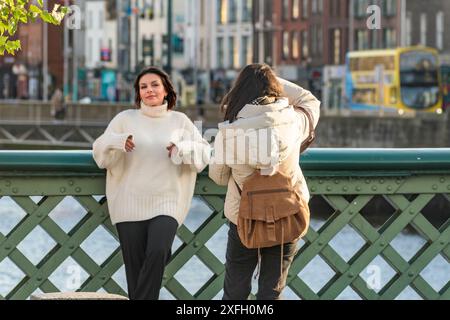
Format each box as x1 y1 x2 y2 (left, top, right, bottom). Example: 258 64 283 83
1 149 450 174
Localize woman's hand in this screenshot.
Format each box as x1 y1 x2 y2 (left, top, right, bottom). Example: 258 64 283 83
125 136 135 152
166 143 178 158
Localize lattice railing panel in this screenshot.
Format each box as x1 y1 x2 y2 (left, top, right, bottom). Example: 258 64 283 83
0 173 448 300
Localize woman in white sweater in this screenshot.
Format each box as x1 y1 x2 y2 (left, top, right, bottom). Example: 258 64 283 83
209 64 320 300
93 67 210 300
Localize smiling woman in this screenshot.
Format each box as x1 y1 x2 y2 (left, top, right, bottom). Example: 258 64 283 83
92 66 211 300
133 67 177 110
139 73 167 107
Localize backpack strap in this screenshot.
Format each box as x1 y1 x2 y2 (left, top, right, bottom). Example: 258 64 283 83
234 179 242 196
296 106 315 154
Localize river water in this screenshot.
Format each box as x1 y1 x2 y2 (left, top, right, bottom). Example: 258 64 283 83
0 196 448 300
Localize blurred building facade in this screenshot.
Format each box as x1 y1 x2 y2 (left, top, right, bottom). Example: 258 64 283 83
1 0 450 105
182 0 253 104
403 0 450 63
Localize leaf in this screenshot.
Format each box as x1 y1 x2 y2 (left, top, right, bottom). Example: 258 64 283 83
51 11 65 23
29 4 42 15
5 39 21 54
51 4 67 23
40 11 56 24
7 21 17 36
27 12 38 21
17 8 28 23
0 35 7 46
0 1 69 55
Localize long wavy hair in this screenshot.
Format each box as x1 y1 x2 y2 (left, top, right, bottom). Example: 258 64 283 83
221 64 283 122
133 67 177 109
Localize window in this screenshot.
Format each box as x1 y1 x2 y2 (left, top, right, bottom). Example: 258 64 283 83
292 31 299 59
264 0 272 23
318 25 322 55
98 39 102 60
406 11 412 46
264 31 273 65
217 0 227 24
311 25 322 55
311 25 318 54
228 0 237 23
88 11 93 29
242 0 252 22
145 0 154 20
312 0 317 14
436 11 444 50
88 37 92 64
99 11 103 29
217 37 224 68
160 0 164 17
241 36 251 66
282 0 289 21
350 56 395 72
200 0 205 25
383 28 396 48
330 0 338 17
229 37 236 68
106 0 117 20
420 13 427 46
371 30 379 49
383 0 396 17
333 29 341 65
301 30 308 58
302 0 308 19
356 30 369 50
292 0 300 20
282 31 290 60
138 0 145 19
355 0 369 18
254 0 260 23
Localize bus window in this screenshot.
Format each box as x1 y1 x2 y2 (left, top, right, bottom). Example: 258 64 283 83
400 51 440 109
389 87 397 104
353 88 376 104
441 66 450 111
350 56 395 72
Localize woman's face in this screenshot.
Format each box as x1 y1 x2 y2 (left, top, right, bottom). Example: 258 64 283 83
139 73 168 107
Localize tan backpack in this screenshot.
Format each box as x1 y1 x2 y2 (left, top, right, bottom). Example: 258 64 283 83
235 106 315 249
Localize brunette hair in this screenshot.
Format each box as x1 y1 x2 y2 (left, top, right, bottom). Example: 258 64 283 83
133 67 177 109
221 63 283 122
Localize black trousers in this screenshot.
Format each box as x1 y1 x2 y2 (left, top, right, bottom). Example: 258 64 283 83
223 223 298 300
116 215 178 300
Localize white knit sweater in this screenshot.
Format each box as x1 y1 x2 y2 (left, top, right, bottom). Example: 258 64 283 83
92 103 211 226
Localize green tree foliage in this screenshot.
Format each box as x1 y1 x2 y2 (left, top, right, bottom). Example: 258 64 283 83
0 0 68 55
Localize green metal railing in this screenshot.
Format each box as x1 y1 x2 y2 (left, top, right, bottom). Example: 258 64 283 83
0 149 448 300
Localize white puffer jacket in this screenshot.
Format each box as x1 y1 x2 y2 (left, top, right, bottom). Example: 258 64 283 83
209 78 321 225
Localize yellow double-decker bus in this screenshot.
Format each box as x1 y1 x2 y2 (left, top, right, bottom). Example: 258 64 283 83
346 47 443 114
